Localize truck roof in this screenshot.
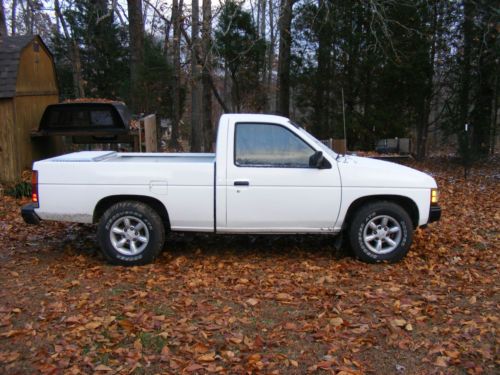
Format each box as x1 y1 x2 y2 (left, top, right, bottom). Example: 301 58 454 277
221 113 291 124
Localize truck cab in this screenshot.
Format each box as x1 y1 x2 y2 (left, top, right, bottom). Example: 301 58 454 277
214 114 341 233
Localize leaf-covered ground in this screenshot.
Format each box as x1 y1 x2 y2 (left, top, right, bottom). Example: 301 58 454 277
0 158 498 374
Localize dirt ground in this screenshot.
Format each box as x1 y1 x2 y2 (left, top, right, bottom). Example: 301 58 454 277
0 158 498 374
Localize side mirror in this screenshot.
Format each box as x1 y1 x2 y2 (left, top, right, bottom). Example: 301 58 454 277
309 151 331 169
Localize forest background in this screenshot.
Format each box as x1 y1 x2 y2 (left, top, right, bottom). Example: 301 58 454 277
0 0 498 159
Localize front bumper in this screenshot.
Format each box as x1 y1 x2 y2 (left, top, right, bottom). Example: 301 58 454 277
428 205 441 223
21 203 41 225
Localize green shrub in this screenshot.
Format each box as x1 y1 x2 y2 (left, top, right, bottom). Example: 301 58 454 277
6 182 32 199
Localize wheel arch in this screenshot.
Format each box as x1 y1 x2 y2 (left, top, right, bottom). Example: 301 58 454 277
93 195 171 231
342 195 419 230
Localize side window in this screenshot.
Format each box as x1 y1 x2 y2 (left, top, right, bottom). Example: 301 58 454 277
72 110 89 127
48 110 84 128
235 123 315 168
48 110 63 127
90 110 114 127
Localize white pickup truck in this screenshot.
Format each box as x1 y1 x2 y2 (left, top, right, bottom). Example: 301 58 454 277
22 114 441 265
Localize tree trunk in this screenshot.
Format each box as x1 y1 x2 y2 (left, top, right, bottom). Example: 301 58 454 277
181 25 229 114
163 19 171 60
275 0 293 116
344 0 357 148
169 0 182 150
190 0 203 152
0 0 8 36
470 2 497 157
71 44 85 97
224 62 232 111
259 0 267 106
313 0 331 138
266 0 275 112
416 102 430 160
256 0 261 35
25 0 33 34
127 0 145 113
231 71 241 113
202 0 213 151
260 0 266 39
54 0 85 97
10 0 16 35
458 0 473 161
490 70 498 155
114 3 126 25
19 0 30 34
416 1 439 160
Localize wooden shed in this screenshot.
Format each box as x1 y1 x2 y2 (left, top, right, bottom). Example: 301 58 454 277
0 35 61 183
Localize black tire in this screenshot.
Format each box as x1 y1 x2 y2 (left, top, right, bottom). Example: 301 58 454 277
348 201 413 263
97 201 165 266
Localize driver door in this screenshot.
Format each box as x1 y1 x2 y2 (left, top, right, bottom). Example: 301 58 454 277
224 121 341 232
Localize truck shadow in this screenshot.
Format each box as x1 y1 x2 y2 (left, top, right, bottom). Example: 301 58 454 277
53 224 351 264
162 232 350 261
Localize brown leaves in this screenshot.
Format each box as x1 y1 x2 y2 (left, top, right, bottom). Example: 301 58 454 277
160 345 170 362
197 352 216 362
84 321 102 330
182 363 203 372
117 319 135 333
330 317 344 327
94 364 114 371
245 298 259 306
0 159 498 373
0 351 21 363
275 292 293 302
434 356 449 367
133 338 142 352
391 318 407 327
0 329 27 338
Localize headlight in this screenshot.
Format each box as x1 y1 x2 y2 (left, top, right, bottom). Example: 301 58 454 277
431 188 439 205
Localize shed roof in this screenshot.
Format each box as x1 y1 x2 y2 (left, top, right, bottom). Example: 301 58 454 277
0 35 52 99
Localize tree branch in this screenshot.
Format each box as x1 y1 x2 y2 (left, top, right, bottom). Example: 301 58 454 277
181 25 230 113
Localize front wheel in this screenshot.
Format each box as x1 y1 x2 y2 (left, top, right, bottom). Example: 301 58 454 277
97 201 165 265
348 201 413 263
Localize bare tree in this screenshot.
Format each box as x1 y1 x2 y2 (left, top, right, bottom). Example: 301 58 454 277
415 0 441 160
169 0 183 150
266 0 276 112
276 0 293 116
259 0 266 38
202 0 213 150
190 0 203 151
458 0 473 162
10 0 16 35
127 0 145 112
0 0 8 36
181 26 229 113
313 0 332 139
260 0 266 83
163 14 172 60
26 0 34 34
54 0 85 97
490 71 498 155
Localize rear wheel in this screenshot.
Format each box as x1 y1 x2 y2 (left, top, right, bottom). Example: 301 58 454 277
97 201 165 265
348 201 413 263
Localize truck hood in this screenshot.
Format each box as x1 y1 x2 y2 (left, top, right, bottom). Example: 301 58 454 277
337 155 437 189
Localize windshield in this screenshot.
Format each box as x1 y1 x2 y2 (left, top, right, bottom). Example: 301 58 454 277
290 121 339 159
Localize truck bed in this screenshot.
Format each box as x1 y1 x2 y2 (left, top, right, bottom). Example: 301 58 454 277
49 151 215 164
34 151 216 230
39 151 215 185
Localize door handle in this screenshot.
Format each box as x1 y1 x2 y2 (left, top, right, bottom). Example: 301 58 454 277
234 180 249 186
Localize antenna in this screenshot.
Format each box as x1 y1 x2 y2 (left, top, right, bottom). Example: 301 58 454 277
341 88 347 154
